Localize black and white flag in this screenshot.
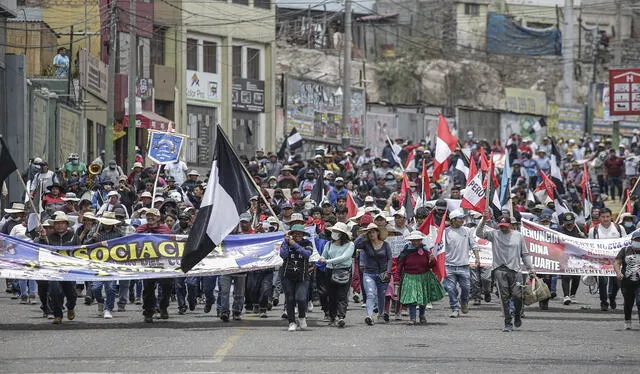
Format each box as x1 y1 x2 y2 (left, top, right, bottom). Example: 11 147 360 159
180 126 258 272
276 128 303 160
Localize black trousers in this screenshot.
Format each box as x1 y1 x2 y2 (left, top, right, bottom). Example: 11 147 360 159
562 275 580 297
282 277 309 324
326 269 351 320
316 270 330 314
36 280 50 313
247 271 274 310
49 281 77 318
143 278 172 317
621 279 640 321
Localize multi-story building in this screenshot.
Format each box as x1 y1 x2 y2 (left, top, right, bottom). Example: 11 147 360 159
155 0 276 168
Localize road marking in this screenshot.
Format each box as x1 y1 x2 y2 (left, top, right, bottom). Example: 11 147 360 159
212 327 244 363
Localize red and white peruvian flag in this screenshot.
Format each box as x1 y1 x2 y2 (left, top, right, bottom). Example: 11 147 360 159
433 115 458 180
460 158 486 213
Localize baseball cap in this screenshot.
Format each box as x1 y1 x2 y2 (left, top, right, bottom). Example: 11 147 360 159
497 216 511 227
364 196 374 203
632 231 640 240
239 213 252 222
449 209 466 220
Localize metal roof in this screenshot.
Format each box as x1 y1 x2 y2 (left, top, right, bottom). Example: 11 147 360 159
276 0 375 16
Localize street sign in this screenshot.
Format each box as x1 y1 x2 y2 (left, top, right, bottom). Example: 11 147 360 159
609 68 640 115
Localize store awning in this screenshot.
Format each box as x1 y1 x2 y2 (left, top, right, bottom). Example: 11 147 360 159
122 111 171 131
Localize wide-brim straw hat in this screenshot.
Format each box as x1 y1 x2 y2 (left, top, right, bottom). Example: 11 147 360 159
359 223 388 240
328 222 352 240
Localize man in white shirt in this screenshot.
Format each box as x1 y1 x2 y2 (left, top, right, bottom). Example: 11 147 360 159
164 159 188 186
588 207 626 311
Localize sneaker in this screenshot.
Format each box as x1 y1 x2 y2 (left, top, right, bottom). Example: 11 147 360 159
259 311 268 318
323 314 330 322
365 316 374 326
383 313 390 322
135 297 142 305
98 303 104 314
47 313 54 320
232 313 242 321
473 299 482 306
84 296 92 306
160 308 169 320
189 300 197 312
624 321 632 330
570 295 576 303
514 316 522 328
288 322 297 332
20 295 28 304
328 319 336 326
449 310 460 318
419 316 427 324
117 305 126 312
103 310 113 319
600 302 609 311
610 299 617 310
280 312 288 319
28 296 35 305
220 312 230 322
308 301 314 313
426 302 433 310
394 312 402 321
337 319 346 328
353 293 361 303
360 303 366 309
144 316 153 323
252 305 260 314
298 317 307 330
461 303 469 314
67 309 76 321
204 304 212 314
563 296 571 305
503 323 513 332
272 298 279 307
178 307 187 315
406 319 417 326
52 317 63 324
550 292 557 299
484 292 492 303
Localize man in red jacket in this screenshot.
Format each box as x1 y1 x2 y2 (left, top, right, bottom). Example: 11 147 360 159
136 208 173 323
604 149 624 201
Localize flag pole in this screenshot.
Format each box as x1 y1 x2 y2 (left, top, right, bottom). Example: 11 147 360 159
386 135 405 173
615 176 640 223
216 126 286 233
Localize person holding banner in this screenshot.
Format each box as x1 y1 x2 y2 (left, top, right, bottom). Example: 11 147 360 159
614 231 640 330
38 212 80 324
588 208 626 312
476 215 534 332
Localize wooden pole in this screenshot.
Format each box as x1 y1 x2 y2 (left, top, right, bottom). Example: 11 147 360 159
615 176 640 223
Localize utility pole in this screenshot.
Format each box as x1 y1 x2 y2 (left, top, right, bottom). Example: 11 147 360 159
562 0 574 105
105 0 117 164
342 0 352 145
67 25 74 106
127 0 137 171
612 0 623 148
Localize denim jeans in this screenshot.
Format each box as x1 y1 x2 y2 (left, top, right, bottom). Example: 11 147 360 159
49 281 78 318
443 265 471 310
470 266 491 300
218 274 246 315
200 276 217 308
92 280 117 311
118 280 130 307
408 304 426 320
272 269 282 300
129 279 142 299
282 277 309 323
363 273 387 318
598 276 620 303
18 279 37 297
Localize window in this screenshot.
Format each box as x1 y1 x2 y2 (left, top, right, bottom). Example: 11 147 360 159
246 48 261 80
232 46 243 77
186 38 198 70
464 3 479 16
151 26 165 65
203 41 217 73
232 0 249 5
254 0 270 10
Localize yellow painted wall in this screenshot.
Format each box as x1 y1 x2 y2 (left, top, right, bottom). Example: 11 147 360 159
41 0 102 57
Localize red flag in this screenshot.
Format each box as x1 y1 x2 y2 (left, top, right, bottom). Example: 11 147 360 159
460 156 486 213
421 159 431 200
432 209 447 281
404 150 415 170
433 115 458 180
625 189 633 213
400 173 415 220
418 210 435 236
535 170 556 201
346 191 358 218
478 148 489 172
344 158 353 172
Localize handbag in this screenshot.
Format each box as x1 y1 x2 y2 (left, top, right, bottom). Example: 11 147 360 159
523 276 552 306
331 268 351 284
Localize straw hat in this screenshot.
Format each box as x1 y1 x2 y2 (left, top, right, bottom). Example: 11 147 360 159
359 223 388 240
98 211 121 226
4 202 26 214
61 193 80 202
405 231 425 241
51 211 74 225
328 222 352 240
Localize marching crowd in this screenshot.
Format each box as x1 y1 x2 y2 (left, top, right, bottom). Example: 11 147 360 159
2 130 640 332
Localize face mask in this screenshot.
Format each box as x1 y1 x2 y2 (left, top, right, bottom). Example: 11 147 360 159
331 232 341 241
72 160 79 165
624 222 634 230
34 165 41 170
632 241 640 249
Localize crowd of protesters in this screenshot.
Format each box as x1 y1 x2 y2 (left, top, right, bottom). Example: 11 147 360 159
2 129 640 331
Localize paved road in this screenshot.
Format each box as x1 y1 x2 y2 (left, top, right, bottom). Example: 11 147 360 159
0 281 638 373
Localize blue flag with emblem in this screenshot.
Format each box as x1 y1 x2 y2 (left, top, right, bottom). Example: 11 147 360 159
147 131 186 164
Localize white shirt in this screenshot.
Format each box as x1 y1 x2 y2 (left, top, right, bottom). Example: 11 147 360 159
164 161 188 185
9 224 31 241
588 223 626 239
